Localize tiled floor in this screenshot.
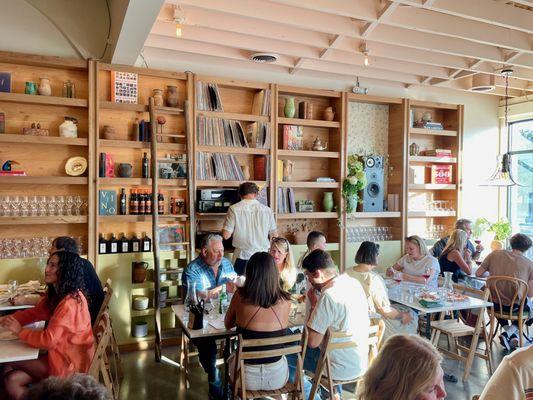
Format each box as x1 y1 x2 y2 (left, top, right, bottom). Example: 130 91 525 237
118 341 511 400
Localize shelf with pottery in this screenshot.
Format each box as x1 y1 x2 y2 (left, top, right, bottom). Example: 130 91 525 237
277 149 340 159
0 134 88 146
196 145 270 155
99 101 184 116
0 215 88 225
98 214 188 222
277 212 337 219
97 178 187 187
0 92 88 108
409 156 457 163
409 128 457 137
277 181 340 189
277 117 340 129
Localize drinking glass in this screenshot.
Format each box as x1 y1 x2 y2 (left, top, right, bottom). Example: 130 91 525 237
422 266 431 289
393 270 403 290
0 195 10 216
8 280 18 297
65 196 74 216
55 196 65 216
73 196 83 216
81 197 88 215
47 196 56 216
10 195 21 217
29 196 39 216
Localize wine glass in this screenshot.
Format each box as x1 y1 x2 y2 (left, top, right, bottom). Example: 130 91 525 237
422 266 431 289
393 270 403 292
65 196 74 216
73 196 83 216
55 196 65 216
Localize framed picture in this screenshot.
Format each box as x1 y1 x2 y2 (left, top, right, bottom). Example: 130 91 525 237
111 71 138 104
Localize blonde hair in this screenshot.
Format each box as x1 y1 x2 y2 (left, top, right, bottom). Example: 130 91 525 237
357 334 443 400
405 235 429 256
441 229 467 258
270 238 296 292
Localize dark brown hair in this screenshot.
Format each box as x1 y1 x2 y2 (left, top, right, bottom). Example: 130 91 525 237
238 182 259 196
355 241 380 265
46 251 86 312
307 231 326 248
510 233 532 252
302 249 336 274
240 252 290 308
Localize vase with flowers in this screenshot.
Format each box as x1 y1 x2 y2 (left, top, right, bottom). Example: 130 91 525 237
342 154 366 213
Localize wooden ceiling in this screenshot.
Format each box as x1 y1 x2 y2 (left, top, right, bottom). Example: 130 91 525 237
144 0 533 97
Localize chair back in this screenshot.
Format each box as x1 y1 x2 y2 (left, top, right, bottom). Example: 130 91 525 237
486 276 528 319
233 332 304 399
93 278 113 332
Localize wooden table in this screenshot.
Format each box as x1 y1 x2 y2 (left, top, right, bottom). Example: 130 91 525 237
0 303 34 313
0 338 39 363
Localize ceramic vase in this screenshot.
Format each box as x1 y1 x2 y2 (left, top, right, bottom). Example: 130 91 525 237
38 78 52 96
323 192 334 212
25 81 37 95
153 89 164 106
118 163 133 178
166 85 179 107
346 194 358 213
284 97 296 118
323 106 335 121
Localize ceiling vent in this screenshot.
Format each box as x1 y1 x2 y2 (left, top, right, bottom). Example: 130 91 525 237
250 53 279 63
470 73 495 92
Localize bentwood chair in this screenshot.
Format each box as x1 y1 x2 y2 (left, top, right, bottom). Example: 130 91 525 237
306 319 385 399
486 276 529 349
89 312 120 400
430 285 492 380
229 333 304 400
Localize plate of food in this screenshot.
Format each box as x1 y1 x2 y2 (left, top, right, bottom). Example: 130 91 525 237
418 292 443 308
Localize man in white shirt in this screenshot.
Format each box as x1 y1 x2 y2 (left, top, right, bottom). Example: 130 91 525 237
288 249 370 399
222 182 277 275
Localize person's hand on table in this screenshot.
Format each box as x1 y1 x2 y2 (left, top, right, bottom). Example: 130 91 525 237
0 315 21 334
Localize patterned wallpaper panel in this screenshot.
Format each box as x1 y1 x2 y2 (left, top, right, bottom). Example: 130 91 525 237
347 102 389 157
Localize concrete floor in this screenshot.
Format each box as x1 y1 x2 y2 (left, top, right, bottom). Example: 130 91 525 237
118 341 510 400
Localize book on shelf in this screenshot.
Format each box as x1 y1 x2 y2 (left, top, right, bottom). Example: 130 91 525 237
414 121 444 130
282 125 303 150
195 81 223 112
316 177 335 182
111 71 138 104
196 152 244 181
0 171 26 176
257 185 269 207
196 116 248 147
276 187 296 214
246 122 271 149
421 149 452 157
430 165 453 184
251 89 271 117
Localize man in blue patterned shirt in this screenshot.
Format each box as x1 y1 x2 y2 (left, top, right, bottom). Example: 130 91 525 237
182 234 236 399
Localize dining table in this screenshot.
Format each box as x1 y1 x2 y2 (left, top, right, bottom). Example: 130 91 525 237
0 321 45 364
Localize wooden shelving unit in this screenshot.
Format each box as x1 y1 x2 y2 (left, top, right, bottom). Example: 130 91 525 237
347 212 402 219
274 85 345 264
0 51 93 256
197 110 269 122
98 178 187 187
406 100 462 237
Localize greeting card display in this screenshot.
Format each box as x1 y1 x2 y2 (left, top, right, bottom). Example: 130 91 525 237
99 190 117 215
111 71 138 104
282 125 303 150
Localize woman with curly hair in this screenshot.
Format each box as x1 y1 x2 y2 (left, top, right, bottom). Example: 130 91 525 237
0 251 95 400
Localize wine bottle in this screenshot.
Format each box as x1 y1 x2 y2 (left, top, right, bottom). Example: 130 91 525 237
131 232 141 252
98 233 107 254
118 232 129 253
146 190 152 214
119 188 127 215
158 191 164 215
141 232 152 252
142 152 149 178
133 118 140 141
109 233 118 254
139 189 146 215
132 189 139 215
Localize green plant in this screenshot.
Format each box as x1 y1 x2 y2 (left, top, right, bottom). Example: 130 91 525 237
488 219 512 241
342 154 366 213
472 218 490 239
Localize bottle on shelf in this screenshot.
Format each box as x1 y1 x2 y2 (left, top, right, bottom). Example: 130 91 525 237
98 233 107 254
133 118 140 141
130 189 139 215
118 232 129 253
109 233 118 254
139 190 146 215
146 190 152 215
142 152 149 178
158 191 164 215
119 188 127 215
131 232 141 253
141 232 152 252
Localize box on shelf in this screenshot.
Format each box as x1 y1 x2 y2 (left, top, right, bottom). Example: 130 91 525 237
421 149 452 157
409 165 426 184
431 165 453 184
282 125 303 150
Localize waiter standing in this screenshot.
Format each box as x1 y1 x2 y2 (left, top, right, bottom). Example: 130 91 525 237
222 182 277 275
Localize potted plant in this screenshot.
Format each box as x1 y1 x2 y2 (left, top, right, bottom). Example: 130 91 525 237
342 154 366 213
487 219 512 251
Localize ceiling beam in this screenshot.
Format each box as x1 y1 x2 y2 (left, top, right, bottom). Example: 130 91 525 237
111 0 165 65
319 35 344 59
360 1 399 39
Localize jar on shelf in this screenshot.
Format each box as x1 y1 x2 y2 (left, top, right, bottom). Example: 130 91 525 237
59 117 78 138
38 78 52 96
153 89 164 106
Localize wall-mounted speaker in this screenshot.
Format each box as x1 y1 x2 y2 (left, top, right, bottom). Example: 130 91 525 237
362 156 384 212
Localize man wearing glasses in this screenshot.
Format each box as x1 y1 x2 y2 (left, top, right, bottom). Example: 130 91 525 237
222 182 277 275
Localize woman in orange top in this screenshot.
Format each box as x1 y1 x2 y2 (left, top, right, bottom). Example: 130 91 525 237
0 251 95 400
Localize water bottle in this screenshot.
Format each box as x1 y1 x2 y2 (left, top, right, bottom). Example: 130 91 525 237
185 281 197 311
219 285 228 314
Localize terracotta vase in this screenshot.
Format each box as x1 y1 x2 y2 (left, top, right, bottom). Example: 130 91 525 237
153 89 164 106
284 97 296 118
166 85 179 107
323 106 335 121
38 78 52 96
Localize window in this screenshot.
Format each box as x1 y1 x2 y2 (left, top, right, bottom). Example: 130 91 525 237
507 119 533 258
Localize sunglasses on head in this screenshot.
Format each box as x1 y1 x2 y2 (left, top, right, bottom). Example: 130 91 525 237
271 237 289 244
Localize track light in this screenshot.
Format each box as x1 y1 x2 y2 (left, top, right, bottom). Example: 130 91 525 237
174 6 185 38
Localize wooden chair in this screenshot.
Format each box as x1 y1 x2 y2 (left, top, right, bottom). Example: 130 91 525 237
486 276 529 349
92 279 123 380
430 285 492 380
230 333 304 400
89 312 120 400
307 320 385 400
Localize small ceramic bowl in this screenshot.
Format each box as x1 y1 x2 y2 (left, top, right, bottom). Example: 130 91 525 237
133 296 149 310
132 321 148 338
